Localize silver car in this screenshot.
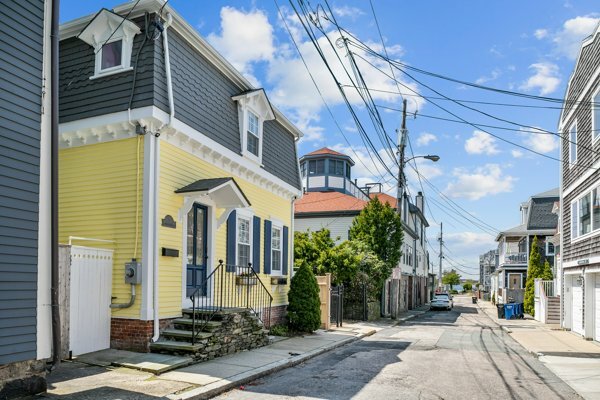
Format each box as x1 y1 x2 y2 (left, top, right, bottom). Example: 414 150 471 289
430 293 453 311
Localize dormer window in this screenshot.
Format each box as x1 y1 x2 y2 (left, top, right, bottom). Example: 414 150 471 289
247 111 260 156
77 9 141 79
232 89 275 165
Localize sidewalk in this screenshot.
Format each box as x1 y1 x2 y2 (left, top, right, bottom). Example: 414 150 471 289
478 300 600 400
41 320 392 400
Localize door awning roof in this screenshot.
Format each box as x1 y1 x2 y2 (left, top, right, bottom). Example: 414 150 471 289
175 177 251 208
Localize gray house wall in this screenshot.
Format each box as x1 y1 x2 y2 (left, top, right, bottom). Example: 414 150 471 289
59 14 300 190
560 30 600 262
0 0 44 365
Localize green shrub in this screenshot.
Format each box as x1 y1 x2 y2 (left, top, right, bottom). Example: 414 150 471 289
287 263 321 333
269 324 289 337
450 289 458 294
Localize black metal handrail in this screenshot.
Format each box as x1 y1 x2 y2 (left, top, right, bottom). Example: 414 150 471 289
189 260 273 344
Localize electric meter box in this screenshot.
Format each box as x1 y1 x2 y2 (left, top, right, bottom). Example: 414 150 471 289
124 261 142 284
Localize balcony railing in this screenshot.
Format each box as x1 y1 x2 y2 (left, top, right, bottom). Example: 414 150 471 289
499 252 527 266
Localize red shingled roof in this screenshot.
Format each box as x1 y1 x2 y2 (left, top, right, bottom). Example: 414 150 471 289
304 147 346 157
295 191 367 213
369 193 397 208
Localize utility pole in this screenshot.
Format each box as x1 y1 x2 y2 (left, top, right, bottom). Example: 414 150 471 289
396 99 408 218
438 222 443 290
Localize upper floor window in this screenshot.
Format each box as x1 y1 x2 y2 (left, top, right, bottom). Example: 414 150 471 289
331 160 344 175
77 9 141 79
546 242 555 256
569 122 577 165
247 112 260 156
308 159 325 175
593 89 600 141
346 164 351 179
232 89 275 165
300 162 307 178
572 185 600 240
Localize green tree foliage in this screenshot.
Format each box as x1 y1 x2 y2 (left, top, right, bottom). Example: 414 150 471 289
349 197 403 269
294 229 335 271
463 282 473 291
442 270 461 286
287 262 321 332
541 260 554 281
524 236 544 315
317 240 361 285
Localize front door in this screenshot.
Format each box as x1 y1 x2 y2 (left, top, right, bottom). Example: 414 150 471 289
508 274 521 289
186 204 208 297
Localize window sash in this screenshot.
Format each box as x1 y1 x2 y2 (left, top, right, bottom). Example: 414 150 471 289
246 112 260 156
579 193 592 236
101 40 122 70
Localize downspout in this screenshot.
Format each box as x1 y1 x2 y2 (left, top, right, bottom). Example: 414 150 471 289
152 12 173 342
50 0 61 368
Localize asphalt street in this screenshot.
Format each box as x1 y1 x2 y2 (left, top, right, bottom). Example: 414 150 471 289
214 296 581 400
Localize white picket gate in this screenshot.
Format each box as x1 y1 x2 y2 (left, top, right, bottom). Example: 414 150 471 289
68 246 113 356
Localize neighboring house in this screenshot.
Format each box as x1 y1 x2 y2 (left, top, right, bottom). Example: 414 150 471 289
58 0 302 356
0 0 52 397
479 249 497 293
294 148 431 312
559 21 600 342
494 188 559 305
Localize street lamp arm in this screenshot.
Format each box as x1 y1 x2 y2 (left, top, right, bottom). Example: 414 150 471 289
404 154 440 164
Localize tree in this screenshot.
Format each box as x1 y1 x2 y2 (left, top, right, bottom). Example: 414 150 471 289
287 262 321 332
294 229 335 271
541 260 554 281
463 282 473 291
349 197 403 269
317 240 361 285
524 236 544 315
442 270 461 286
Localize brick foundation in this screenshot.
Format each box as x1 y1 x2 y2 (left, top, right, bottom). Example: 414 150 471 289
110 318 172 352
266 304 287 327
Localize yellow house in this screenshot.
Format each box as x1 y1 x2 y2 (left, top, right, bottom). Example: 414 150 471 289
58 1 302 354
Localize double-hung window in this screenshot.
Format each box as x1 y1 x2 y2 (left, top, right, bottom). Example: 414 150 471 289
546 242 555 256
331 160 344 175
271 226 282 274
247 112 260 157
237 216 251 267
308 159 325 174
572 185 600 240
569 123 577 165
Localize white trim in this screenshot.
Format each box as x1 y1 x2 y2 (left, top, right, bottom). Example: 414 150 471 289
569 120 577 168
545 241 555 256
564 256 600 269
36 0 52 361
140 135 155 320
570 183 600 243
58 106 301 199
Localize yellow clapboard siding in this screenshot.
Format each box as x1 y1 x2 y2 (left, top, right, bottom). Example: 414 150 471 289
59 137 144 319
157 141 292 317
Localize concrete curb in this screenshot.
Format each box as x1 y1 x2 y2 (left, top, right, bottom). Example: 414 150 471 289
393 311 428 326
171 330 376 400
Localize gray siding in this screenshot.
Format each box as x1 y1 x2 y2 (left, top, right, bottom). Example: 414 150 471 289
59 16 155 123
562 36 600 118
0 0 44 364
263 120 300 188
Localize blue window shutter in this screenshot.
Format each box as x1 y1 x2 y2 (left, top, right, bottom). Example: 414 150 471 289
282 226 289 276
264 220 272 274
226 210 236 272
252 216 261 273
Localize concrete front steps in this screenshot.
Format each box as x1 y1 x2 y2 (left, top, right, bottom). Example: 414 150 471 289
150 308 269 362
546 296 560 324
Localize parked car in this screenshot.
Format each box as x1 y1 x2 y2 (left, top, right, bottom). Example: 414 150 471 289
430 293 453 311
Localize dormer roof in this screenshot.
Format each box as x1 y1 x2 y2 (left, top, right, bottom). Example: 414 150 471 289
77 8 140 49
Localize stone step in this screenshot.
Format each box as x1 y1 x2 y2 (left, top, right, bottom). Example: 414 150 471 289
161 329 213 341
150 340 203 353
172 319 222 332
181 307 250 319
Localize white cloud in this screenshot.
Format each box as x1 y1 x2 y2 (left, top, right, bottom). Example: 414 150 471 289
464 131 500 155
520 127 559 153
552 15 599 59
207 7 275 81
332 5 365 19
511 149 524 158
475 68 501 85
519 62 561 95
444 232 497 252
534 28 548 39
416 132 437 147
445 164 516 200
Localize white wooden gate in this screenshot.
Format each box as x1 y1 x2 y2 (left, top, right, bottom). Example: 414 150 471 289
69 246 113 356
571 278 584 336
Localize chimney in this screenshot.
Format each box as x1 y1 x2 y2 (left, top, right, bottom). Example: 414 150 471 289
416 191 424 213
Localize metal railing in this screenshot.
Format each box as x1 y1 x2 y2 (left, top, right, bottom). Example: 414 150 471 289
189 260 273 345
540 280 555 297
499 252 527 266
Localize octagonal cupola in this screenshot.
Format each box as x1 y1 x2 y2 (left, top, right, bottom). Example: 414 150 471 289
299 147 356 194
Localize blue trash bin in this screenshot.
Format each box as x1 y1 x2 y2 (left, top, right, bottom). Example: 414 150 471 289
504 303 515 320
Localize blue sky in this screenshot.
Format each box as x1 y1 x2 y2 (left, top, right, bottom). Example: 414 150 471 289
61 1 600 279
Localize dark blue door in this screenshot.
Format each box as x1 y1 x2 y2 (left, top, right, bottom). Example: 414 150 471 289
186 204 208 297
